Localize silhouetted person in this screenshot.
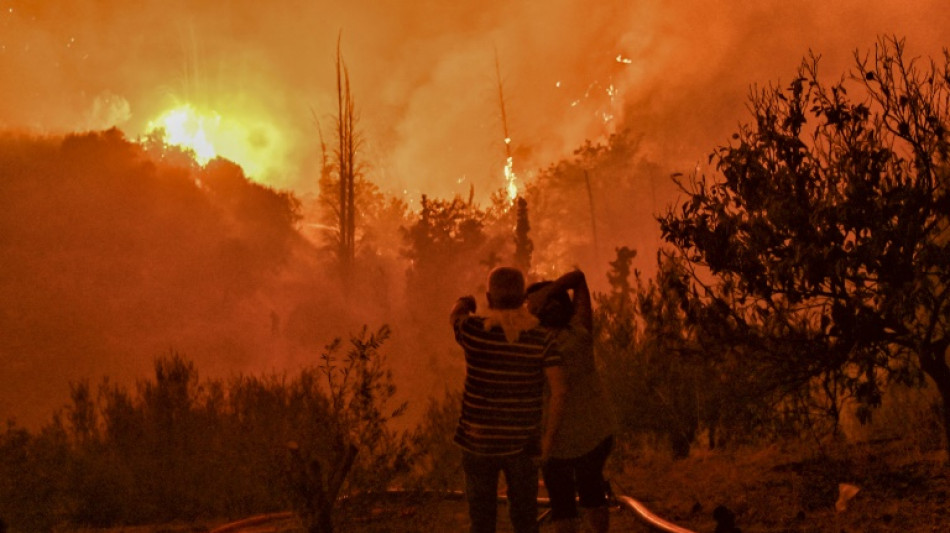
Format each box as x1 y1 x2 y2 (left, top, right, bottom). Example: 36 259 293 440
526 270 615 533
450 266 568 533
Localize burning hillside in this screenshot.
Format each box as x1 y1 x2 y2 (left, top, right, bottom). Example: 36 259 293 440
0 130 378 428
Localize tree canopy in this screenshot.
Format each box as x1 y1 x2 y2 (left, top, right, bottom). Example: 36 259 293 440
660 36 950 453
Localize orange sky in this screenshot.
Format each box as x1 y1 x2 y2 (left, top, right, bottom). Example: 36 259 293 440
1 0 949 429
2 0 947 203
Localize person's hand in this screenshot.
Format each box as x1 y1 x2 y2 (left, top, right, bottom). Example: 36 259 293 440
526 290 545 315
451 296 477 325
456 295 476 313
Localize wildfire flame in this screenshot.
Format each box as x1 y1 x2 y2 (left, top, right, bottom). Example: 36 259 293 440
503 134 518 203
144 104 283 180
146 105 219 164
504 155 518 202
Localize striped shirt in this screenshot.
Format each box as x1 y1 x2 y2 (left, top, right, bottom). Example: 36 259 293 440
453 312 562 456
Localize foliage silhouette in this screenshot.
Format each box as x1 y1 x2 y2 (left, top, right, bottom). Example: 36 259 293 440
287 325 409 533
513 196 534 273
660 36 950 455
0 329 409 532
594 248 772 457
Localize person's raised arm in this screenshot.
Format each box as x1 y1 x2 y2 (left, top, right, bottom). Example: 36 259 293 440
550 270 592 332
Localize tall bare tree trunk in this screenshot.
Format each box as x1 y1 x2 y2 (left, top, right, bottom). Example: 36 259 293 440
513 197 533 274
335 35 357 279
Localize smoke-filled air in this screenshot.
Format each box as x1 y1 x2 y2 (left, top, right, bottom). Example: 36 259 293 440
0 0 947 438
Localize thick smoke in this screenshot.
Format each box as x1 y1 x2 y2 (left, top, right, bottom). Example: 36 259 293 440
2 1 943 200
0 130 385 427
1 1 948 426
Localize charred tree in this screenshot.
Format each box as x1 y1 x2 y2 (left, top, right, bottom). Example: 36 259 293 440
335 35 358 278
513 196 533 274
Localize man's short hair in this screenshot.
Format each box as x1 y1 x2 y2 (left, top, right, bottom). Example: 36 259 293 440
487 267 525 309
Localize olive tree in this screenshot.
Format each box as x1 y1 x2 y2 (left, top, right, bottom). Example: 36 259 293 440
660 37 950 453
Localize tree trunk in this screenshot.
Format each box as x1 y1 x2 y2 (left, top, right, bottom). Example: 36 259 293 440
931 368 950 460
307 444 358 533
288 443 359 533
919 346 950 460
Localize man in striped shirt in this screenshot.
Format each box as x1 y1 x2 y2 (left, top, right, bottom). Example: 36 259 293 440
450 266 568 533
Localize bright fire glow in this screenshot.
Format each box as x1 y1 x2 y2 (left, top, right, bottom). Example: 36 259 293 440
144 104 283 180
147 105 219 164
504 155 518 203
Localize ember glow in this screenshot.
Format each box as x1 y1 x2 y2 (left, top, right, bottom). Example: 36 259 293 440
147 106 218 164
0 0 946 430
504 154 518 203
1 0 943 200
144 104 284 178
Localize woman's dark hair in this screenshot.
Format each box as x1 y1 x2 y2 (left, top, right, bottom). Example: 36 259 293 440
526 281 573 328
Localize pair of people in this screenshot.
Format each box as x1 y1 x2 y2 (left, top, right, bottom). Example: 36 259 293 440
450 266 614 533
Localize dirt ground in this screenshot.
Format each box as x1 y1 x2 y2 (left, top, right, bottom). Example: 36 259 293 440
70 438 949 533
610 439 950 533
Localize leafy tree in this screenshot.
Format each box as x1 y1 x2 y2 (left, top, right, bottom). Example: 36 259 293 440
401 195 490 315
594 246 638 356
595 248 754 457
0 420 69 531
632 253 705 457
405 389 464 492
287 326 409 533
592 248 643 443
660 37 950 453
523 128 658 276
0 331 409 532
654 252 831 447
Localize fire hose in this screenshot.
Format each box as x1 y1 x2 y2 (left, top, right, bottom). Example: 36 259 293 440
209 489 697 533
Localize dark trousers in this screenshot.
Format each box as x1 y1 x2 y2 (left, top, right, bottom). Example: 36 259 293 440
541 436 614 521
462 449 539 533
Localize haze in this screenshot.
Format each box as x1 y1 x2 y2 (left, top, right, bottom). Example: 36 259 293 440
1 0 948 427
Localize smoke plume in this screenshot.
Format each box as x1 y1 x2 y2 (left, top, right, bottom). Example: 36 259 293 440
2 1 944 200
1 0 947 426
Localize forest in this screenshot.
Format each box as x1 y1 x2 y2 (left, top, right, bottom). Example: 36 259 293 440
1 36 949 532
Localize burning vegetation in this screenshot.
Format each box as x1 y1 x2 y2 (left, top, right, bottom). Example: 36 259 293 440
1 4 949 530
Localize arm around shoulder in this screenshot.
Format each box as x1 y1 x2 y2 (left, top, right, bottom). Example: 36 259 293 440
552 269 586 292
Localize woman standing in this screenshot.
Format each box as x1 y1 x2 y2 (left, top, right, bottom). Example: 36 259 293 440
527 270 615 533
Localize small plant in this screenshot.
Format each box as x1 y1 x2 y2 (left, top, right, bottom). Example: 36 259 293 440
285 325 410 533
